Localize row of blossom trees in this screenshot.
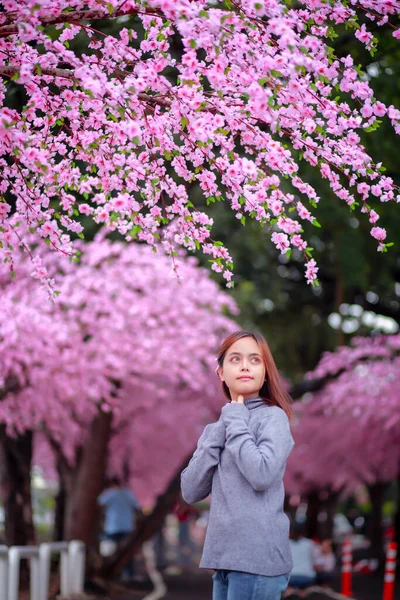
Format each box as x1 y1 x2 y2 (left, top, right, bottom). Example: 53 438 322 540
2 237 399 570
286 333 400 559
0 231 238 549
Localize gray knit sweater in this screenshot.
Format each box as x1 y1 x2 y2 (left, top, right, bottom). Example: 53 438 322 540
181 397 294 577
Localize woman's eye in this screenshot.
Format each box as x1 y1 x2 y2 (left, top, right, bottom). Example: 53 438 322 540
251 357 260 363
231 357 239 363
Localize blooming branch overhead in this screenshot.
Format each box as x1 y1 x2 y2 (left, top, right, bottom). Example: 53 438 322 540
1 0 400 293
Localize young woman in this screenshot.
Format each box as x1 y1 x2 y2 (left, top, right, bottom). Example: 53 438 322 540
181 330 294 600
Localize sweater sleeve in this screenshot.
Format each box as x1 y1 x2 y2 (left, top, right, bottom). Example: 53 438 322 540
180 418 226 504
221 403 294 492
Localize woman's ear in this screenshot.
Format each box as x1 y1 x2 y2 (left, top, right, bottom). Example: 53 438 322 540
216 366 224 382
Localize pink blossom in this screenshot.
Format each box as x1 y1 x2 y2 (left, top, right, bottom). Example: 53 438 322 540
373 102 386 117
371 185 382 197
271 232 289 253
355 24 373 48
370 226 386 242
305 258 318 285
291 234 307 250
368 210 379 224
357 182 370 199
361 103 374 118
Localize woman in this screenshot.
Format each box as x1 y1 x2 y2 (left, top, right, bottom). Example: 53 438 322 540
181 330 294 600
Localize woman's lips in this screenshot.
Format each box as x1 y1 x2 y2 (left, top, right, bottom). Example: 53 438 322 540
237 376 253 381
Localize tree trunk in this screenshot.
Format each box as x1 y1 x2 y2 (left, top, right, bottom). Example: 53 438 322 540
324 490 342 539
305 489 320 539
366 480 389 565
0 425 35 546
63 410 112 546
395 473 400 550
98 453 190 579
335 260 345 347
321 487 342 540
53 459 67 542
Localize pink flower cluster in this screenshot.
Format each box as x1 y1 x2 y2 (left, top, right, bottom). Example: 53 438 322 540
0 0 399 288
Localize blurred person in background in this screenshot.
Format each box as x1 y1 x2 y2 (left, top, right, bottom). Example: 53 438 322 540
98 476 141 582
313 538 336 587
284 523 317 598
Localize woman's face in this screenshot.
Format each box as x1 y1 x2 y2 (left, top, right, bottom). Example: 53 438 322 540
218 336 266 401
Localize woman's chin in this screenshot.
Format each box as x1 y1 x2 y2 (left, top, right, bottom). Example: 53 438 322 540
234 385 259 397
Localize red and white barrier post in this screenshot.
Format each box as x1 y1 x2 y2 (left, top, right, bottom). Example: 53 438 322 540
383 541 397 600
341 538 353 597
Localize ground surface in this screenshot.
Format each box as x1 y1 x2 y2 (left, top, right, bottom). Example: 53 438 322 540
103 568 399 600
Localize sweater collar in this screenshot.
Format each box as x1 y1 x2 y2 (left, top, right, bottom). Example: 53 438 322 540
244 395 265 410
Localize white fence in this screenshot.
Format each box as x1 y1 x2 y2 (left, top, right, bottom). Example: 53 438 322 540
0 540 85 600
0 546 8 600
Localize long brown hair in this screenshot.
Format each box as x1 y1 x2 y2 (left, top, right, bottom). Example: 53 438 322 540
217 330 293 421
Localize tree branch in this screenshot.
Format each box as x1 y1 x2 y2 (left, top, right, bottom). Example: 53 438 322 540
0 65 74 79
0 6 162 36
0 65 222 114
0 64 175 108
290 376 331 400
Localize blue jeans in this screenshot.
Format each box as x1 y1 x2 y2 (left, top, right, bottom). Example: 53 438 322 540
212 569 291 600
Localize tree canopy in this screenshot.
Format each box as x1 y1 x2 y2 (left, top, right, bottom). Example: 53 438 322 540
2 1 400 295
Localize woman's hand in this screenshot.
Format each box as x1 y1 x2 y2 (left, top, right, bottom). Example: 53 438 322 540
232 395 244 404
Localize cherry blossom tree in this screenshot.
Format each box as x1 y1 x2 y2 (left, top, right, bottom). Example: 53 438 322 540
284 333 400 553
1 0 400 294
0 232 238 545
0 273 77 545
